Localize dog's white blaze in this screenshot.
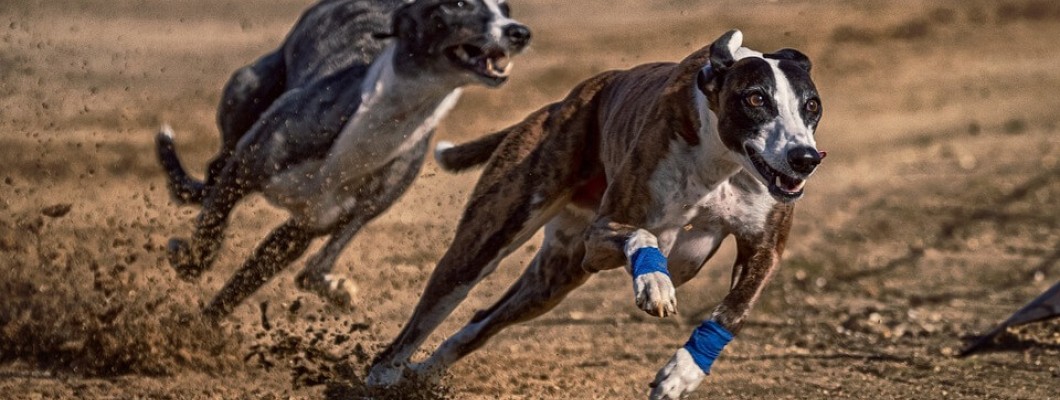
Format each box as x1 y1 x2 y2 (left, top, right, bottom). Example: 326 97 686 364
761 58 816 175
264 44 464 228
484 0 514 43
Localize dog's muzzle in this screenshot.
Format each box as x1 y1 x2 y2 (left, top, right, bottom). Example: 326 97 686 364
745 145 825 202
444 22 531 86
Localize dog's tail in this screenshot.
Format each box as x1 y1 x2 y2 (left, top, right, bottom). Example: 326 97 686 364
155 124 206 205
434 128 510 173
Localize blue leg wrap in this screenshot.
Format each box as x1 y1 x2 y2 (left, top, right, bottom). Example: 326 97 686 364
683 320 733 375
630 247 670 278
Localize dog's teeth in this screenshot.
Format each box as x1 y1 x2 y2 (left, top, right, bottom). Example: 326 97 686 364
774 176 782 188
793 180 805 192
454 47 469 62
486 56 512 77
493 56 510 72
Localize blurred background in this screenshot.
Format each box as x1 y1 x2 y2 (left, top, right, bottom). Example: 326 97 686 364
0 0 1057 398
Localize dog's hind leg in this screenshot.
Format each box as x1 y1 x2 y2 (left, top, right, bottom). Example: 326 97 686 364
154 52 287 206
413 208 592 381
367 190 569 386
366 125 591 386
156 125 206 205
201 219 315 319
205 51 287 196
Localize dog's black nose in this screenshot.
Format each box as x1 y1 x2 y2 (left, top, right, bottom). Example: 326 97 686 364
504 24 532 49
787 147 822 175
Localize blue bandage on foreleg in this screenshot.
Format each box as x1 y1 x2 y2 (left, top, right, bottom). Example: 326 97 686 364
630 247 670 278
683 320 734 375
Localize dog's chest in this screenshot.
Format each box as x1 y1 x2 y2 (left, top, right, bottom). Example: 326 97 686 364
647 157 775 240
332 75 462 168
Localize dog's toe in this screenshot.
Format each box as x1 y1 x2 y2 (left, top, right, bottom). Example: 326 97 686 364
167 238 203 282
634 272 677 318
649 348 705 400
296 272 358 309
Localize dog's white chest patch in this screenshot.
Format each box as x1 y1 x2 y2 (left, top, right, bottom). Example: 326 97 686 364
263 46 462 228
643 142 775 253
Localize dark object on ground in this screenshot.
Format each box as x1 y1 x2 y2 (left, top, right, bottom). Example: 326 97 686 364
960 281 1060 356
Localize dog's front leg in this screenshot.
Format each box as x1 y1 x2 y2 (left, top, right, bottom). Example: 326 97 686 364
649 204 793 400
585 219 677 318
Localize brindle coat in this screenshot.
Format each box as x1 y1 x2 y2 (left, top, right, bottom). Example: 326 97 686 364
367 30 823 400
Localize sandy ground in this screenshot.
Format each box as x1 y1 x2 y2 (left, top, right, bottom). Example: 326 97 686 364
1 0 1058 398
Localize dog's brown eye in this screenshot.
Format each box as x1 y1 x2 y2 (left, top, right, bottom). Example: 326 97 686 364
745 93 765 107
805 99 820 113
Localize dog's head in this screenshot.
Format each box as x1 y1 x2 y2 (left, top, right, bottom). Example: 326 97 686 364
697 30 824 203
386 0 531 87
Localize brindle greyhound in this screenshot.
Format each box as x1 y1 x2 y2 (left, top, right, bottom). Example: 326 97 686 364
155 0 530 318
366 30 825 399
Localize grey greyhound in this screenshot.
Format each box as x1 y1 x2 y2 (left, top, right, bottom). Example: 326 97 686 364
156 0 530 319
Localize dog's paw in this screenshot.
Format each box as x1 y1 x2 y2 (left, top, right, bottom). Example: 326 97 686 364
365 362 405 388
649 348 705 400
634 271 677 317
296 272 358 310
167 238 203 282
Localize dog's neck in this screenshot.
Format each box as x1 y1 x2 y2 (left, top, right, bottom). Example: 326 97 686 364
687 88 744 189
322 42 463 178
361 44 462 108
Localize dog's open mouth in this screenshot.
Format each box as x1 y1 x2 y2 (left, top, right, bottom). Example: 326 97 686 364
745 145 806 201
445 43 512 83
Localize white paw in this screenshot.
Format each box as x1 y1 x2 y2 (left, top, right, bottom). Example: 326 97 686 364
365 363 405 388
296 272 358 309
634 271 677 317
649 348 705 400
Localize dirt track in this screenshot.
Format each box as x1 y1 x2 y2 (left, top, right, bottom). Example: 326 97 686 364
1 0 1058 398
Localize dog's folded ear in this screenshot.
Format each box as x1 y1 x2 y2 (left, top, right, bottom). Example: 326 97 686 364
764 48 812 72
696 29 742 95
708 29 742 74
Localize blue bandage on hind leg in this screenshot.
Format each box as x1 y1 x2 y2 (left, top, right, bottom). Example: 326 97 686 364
683 320 734 375
630 247 670 278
